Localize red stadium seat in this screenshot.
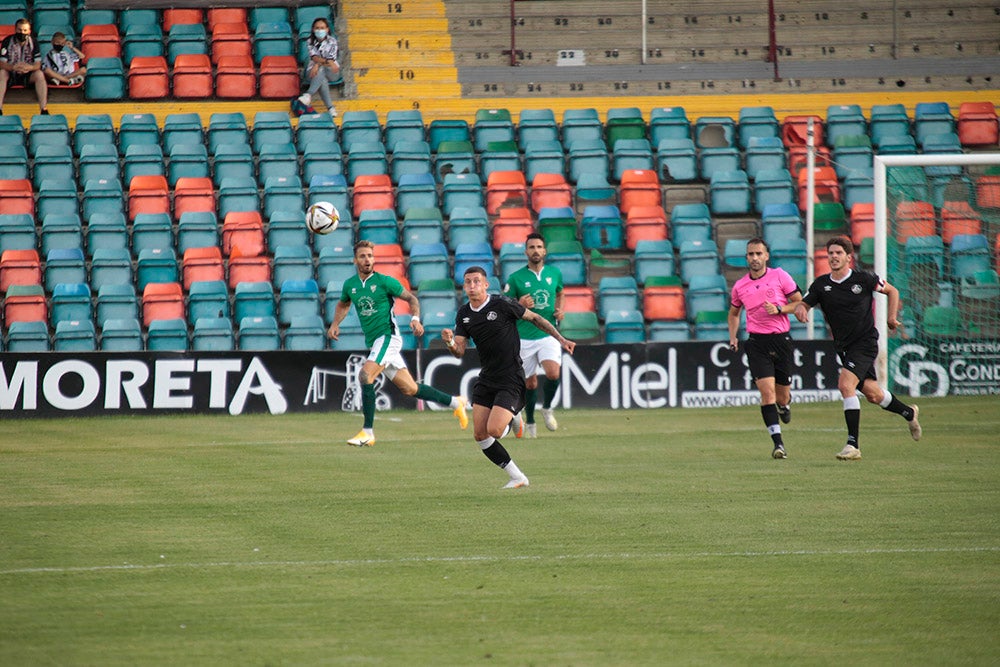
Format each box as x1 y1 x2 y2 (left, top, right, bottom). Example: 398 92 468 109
643 279 686 321
0 179 33 216
976 175 1000 209
624 205 669 250
227 252 271 288
941 201 983 244
222 211 266 257
182 246 226 290
128 175 171 221
562 285 596 313
782 115 824 148
530 172 573 213
957 101 999 147
491 206 534 250
618 169 662 216
210 23 253 64
207 8 248 33
850 202 875 246
4 284 47 324
80 24 121 59
172 53 213 99
215 56 256 99
373 244 407 282
0 249 42 292
163 8 204 33
894 201 936 241
142 282 185 326
128 56 169 99
259 55 301 99
352 174 395 214
173 177 216 221
797 166 840 211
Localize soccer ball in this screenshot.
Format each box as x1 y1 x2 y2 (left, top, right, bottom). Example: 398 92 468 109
306 201 340 235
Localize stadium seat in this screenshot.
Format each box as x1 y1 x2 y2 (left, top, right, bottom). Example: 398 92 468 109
192 316 235 351
89 247 132 292
234 282 276 321
96 283 139 327
218 178 261 221
278 278 321 325
559 310 601 343
474 108 515 152
710 170 752 215
498 242 526 284
435 140 477 184
580 205 624 251
167 22 208 66
54 319 97 352
561 108 603 148
625 205 669 250
537 206 577 245
573 172 616 214
770 237 808 283
6 319 50 351
50 282 92 326
263 175 305 220
401 208 445 252
252 21 294 63
407 242 450 286
0 248 41 291
136 248 179 291
634 239 676 285
678 240 720 284
147 318 189 351
172 53 213 98
28 114 71 156
453 242 495 286
914 102 956 146
612 139 654 182
921 305 965 337
238 315 281 351
894 201 936 241
686 274 729 320
642 275 685 321
142 281 184 326
797 166 841 211
44 247 86 292
762 202 804 246
123 144 166 186
441 173 483 216
448 206 490 251
832 134 874 180
694 116 736 148
122 24 164 63
257 142 300 183
597 276 640 320
222 211 267 258
128 174 170 220
530 173 572 213
957 101 999 147
0 213 36 254
215 56 257 98
128 56 169 99
31 144 74 186
119 113 160 149
649 106 691 145
0 145 28 181
693 310 730 341
546 240 587 286
176 211 219 255
267 210 310 250
211 21 253 64
753 169 795 213
618 169 662 216
100 318 144 351
259 55 301 98
869 104 912 147
781 115 824 147
0 179 34 216
737 106 779 149
567 139 610 184
699 145 740 181
670 203 713 245
384 109 425 151
480 141 522 184
824 104 867 147
603 310 646 343
78 144 120 184
40 213 83 255
182 247 226 290
485 170 528 216
394 172 436 218
561 285 596 314
4 283 47 325
843 169 875 212
357 208 399 246
272 245 315 286
941 201 983 244
490 207 533 250
346 142 389 185
950 234 992 279
284 314 328 351
207 7 247 32
744 136 786 180
390 141 433 185
517 108 559 151
171 177 215 221
605 107 646 150
655 138 698 183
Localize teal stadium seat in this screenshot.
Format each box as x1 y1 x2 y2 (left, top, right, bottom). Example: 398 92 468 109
96 283 138 327
517 108 559 151
39 213 82 255
561 108 603 148
54 319 97 352
597 276 640 320
278 279 321 325
147 318 188 351
447 206 490 251
100 318 144 351
545 240 587 286
656 138 697 183
51 282 92 325
824 104 867 147
649 106 691 145
284 314 328 351
634 239 675 285
395 172 437 217
192 317 235 351
188 280 230 323
737 106 779 150
340 110 382 153
679 240 721 284
670 203 713 245
401 209 445 252
604 310 646 343
428 118 470 152
31 144 74 186
710 170 752 215
580 205 624 251
234 282 276 322
239 316 281 351
384 109 426 151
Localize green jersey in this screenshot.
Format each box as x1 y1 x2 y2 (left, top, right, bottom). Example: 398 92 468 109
503 265 563 340
340 272 404 347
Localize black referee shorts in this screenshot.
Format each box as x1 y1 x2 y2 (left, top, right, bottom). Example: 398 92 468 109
837 339 878 388
744 333 793 385
470 377 526 415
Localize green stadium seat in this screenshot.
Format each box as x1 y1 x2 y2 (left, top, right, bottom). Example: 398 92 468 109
559 310 601 343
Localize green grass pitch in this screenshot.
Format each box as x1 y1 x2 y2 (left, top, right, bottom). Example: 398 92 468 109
1 395 998 665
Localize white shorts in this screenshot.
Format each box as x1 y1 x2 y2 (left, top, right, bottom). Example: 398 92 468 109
368 334 407 380
519 336 562 376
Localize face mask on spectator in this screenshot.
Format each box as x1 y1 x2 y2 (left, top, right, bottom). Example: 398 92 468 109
15 32 27 42
313 29 327 39
52 44 64 52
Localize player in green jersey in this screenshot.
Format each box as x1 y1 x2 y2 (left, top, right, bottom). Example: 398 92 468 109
328 241 468 446
502 233 565 437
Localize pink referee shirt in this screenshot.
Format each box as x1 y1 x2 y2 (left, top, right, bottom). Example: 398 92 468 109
730 267 799 334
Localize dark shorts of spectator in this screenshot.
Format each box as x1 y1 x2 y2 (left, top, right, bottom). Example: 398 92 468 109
745 333 793 385
471 378 526 415
836 339 879 388
5 72 37 87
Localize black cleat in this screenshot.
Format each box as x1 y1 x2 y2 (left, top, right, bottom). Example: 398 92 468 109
777 404 791 424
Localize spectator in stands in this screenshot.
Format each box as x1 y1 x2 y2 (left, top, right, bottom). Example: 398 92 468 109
0 18 49 115
42 32 86 87
296 17 340 118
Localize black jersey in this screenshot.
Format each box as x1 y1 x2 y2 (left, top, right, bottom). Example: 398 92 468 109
455 294 527 386
802 269 883 347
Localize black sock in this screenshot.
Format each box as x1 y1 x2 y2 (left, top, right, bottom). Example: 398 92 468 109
760 403 783 446
482 440 512 468
883 396 914 421
524 388 537 423
845 409 861 447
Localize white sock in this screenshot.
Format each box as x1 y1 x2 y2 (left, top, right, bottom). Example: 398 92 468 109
843 395 861 411
476 437 495 450
505 460 525 480
362 427 373 436
449 396 460 409
879 391 893 408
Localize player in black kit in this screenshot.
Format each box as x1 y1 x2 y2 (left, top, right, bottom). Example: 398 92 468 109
777 236 922 460
441 267 576 488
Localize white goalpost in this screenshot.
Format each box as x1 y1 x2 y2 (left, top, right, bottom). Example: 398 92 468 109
872 152 1000 381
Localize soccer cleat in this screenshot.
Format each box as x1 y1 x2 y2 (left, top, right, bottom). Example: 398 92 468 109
510 412 525 439
908 405 922 441
524 423 537 439
503 475 530 489
541 408 558 431
453 397 469 430
772 444 787 459
778 404 791 424
836 444 862 460
346 430 375 447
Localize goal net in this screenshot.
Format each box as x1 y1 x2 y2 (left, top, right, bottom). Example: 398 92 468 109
874 153 1000 398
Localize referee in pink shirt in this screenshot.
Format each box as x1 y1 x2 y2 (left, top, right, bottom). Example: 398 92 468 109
727 238 802 459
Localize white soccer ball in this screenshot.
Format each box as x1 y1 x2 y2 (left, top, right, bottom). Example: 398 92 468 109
306 201 340 235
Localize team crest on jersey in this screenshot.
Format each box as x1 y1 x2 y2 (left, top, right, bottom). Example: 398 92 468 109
851 284 863 294
766 288 775 298
370 284 377 292
487 311 498 320
545 277 552 284
357 296 377 316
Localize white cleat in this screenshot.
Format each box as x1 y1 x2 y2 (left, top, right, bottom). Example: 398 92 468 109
503 476 530 489
836 444 862 460
908 405 922 441
510 412 525 438
541 408 558 431
347 430 375 447
524 423 537 439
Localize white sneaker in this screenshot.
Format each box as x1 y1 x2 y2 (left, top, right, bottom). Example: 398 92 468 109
836 444 862 460
541 408 558 431
503 475 529 489
297 93 312 106
328 107 337 118
908 405 922 441
524 423 537 439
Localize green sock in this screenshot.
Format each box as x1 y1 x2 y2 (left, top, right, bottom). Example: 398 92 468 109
542 377 560 409
362 383 376 428
414 383 453 406
525 388 537 423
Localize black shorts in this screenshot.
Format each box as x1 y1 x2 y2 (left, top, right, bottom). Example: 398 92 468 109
7 72 33 87
471 377 526 415
837 339 878 388
744 333 793 385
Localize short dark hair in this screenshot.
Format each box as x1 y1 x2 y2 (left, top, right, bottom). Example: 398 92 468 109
746 237 769 252
525 232 544 244
826 235 854 255
353 240 375 256
463 266 488 278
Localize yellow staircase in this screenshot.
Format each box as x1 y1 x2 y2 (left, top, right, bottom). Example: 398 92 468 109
341 0 462 110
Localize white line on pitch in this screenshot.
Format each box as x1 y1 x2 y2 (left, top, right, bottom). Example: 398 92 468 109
2 546 997 576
